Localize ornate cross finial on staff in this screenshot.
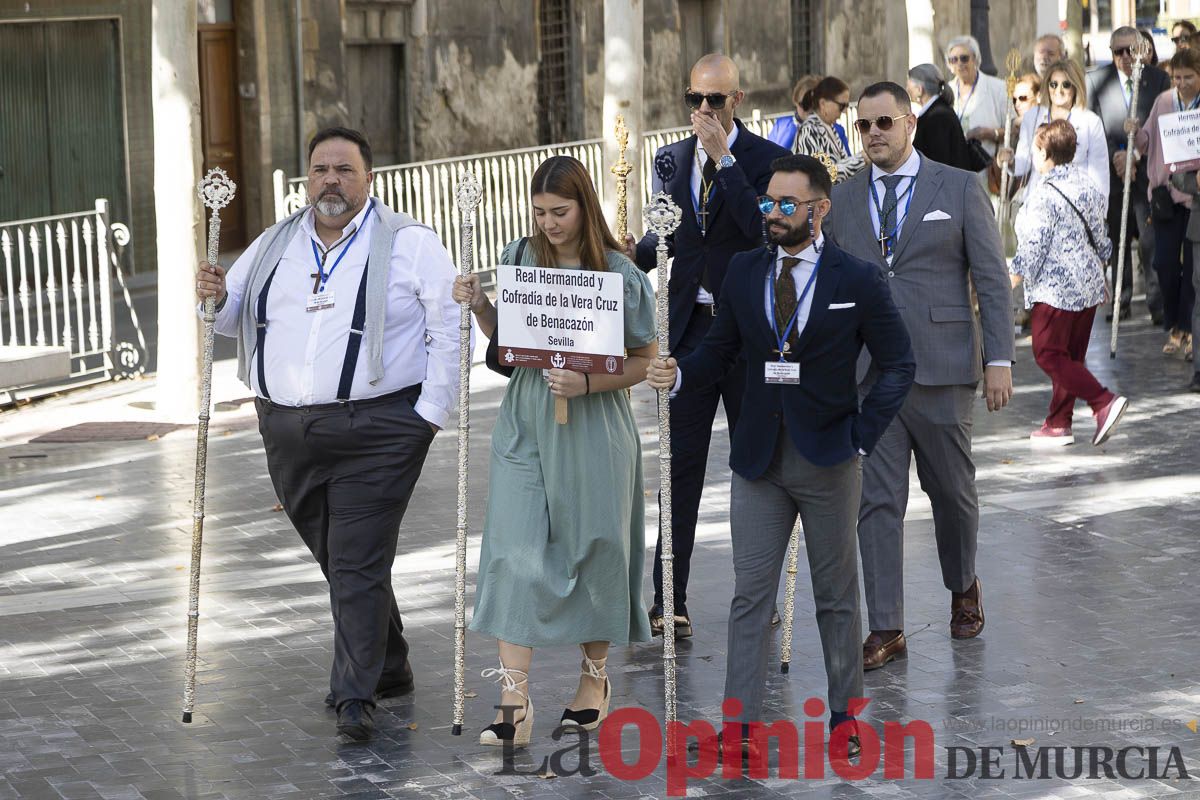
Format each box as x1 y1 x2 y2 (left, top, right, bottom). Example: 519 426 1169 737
183 166 237 724
997 49 1023 235
643 190 682 743
1111 35 1153 358
814 151 839 184
611 114 634 241
450 171 481 737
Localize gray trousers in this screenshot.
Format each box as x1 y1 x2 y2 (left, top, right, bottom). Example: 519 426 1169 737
724 430 863 723
256 387 434 706
857 383 979 632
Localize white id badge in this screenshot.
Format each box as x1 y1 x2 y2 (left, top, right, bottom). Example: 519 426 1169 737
306 289 335 312
764 361 800 384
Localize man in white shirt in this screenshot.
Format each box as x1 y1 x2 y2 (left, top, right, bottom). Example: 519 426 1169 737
195 127 461 741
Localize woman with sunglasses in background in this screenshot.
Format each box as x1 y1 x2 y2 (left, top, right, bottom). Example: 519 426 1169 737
453 156 657 747
945 35 1010 166
907 63 972 170
1128 46 1200 358
792 76 865 182
999 60 1108 209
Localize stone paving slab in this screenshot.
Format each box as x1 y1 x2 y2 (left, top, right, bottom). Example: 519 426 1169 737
0 313 1198 799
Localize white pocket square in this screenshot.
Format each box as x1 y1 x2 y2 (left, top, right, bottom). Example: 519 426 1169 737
923 209 952 221
828 302 856 310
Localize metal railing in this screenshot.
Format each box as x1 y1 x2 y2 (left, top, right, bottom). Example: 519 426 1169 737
0 199 144 387
273 108 862 271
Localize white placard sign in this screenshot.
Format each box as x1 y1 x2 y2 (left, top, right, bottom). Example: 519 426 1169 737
1158 109 1200 171
496 264 625 374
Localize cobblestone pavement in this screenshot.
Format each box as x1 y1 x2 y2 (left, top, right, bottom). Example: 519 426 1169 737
1 312 1198 799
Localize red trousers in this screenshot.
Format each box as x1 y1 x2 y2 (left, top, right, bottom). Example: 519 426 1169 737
1030 303 1114 429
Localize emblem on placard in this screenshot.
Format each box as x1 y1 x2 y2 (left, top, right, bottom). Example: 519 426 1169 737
551 352 566 369
605 356 618 373
505 349 515 363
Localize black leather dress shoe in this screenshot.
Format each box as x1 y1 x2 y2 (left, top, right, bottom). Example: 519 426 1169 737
326 674 414 708
1105 306 1132 322
336 699 375 741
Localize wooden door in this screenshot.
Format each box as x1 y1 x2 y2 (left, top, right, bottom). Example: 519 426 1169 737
347 44 408 166
198 25 245 247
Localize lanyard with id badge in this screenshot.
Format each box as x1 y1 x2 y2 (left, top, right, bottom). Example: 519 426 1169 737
765 253 820 385
307 203 371 312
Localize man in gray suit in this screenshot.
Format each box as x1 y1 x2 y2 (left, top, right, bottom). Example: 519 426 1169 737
827 82 1015 672
1088 26 1169 324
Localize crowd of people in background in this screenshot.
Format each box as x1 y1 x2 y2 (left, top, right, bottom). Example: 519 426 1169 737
776 22 1200 401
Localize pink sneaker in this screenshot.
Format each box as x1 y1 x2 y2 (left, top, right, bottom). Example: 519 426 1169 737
1093 396 1129 446
1029 424 1074 446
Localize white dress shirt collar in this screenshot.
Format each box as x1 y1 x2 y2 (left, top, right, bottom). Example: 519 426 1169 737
870 148 922 183
917 96 937 117
776 233 824 271
301 199 375 248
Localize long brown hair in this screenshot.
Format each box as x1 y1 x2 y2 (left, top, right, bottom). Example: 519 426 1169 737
529 156 620 271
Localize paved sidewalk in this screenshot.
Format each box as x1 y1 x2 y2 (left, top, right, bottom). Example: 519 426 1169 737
1 313 1198 799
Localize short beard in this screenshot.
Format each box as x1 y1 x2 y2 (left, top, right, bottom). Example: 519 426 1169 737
316 193 350 217
768 221 810 248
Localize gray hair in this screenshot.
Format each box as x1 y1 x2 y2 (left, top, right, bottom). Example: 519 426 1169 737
908 63 953 105
1110 25 1139 44
946 35 982 64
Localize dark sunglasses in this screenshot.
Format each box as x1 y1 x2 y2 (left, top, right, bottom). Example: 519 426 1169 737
1172 35 1191 45
947 54 973 64
826 99 850 112
757 196 819 216
1112 46 1133 57
1013 94 1031 103
853 113 910 133
1048 79 1074 91
684 91 736 110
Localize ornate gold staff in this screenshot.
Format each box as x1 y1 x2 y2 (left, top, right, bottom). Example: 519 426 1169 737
1112 37 1151 359
182 167 236 724
451 173 481 736
779 153 838 674
779 520 802 673
644 192 682 740
612 114 633 240
997 49 1022 235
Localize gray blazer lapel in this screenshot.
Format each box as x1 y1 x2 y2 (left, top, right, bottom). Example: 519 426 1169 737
890 158 944 265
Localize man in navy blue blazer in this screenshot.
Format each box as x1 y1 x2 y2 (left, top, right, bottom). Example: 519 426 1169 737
624 53 789 638
647 154 914 756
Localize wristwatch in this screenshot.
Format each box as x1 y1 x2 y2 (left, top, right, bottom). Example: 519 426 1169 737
717 154 736 170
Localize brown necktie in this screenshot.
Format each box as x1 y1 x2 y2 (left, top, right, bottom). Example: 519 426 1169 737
774 256 800 354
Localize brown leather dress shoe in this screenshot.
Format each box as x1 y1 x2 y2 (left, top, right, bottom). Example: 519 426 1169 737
862 631 907 670
950 577 985 639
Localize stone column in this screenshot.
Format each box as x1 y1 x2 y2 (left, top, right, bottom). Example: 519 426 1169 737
602 0 643 239
1063 0 1084 68
152 0 203 419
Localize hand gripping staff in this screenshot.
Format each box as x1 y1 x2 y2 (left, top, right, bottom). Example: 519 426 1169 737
644 192 682 736
182 167 236 724
1112 37 1151 358
451 172 481 736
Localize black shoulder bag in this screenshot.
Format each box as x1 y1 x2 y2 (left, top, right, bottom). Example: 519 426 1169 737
484 237 529 378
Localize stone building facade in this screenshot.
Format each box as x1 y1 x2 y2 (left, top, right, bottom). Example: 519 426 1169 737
0 0 1042 272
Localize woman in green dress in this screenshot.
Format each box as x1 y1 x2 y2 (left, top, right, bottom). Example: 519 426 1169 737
452 156 657 747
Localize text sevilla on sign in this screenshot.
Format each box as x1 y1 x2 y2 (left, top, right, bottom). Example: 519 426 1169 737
496 264 626 374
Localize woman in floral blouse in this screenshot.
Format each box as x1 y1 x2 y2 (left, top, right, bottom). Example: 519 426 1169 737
1011 119 1129 448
